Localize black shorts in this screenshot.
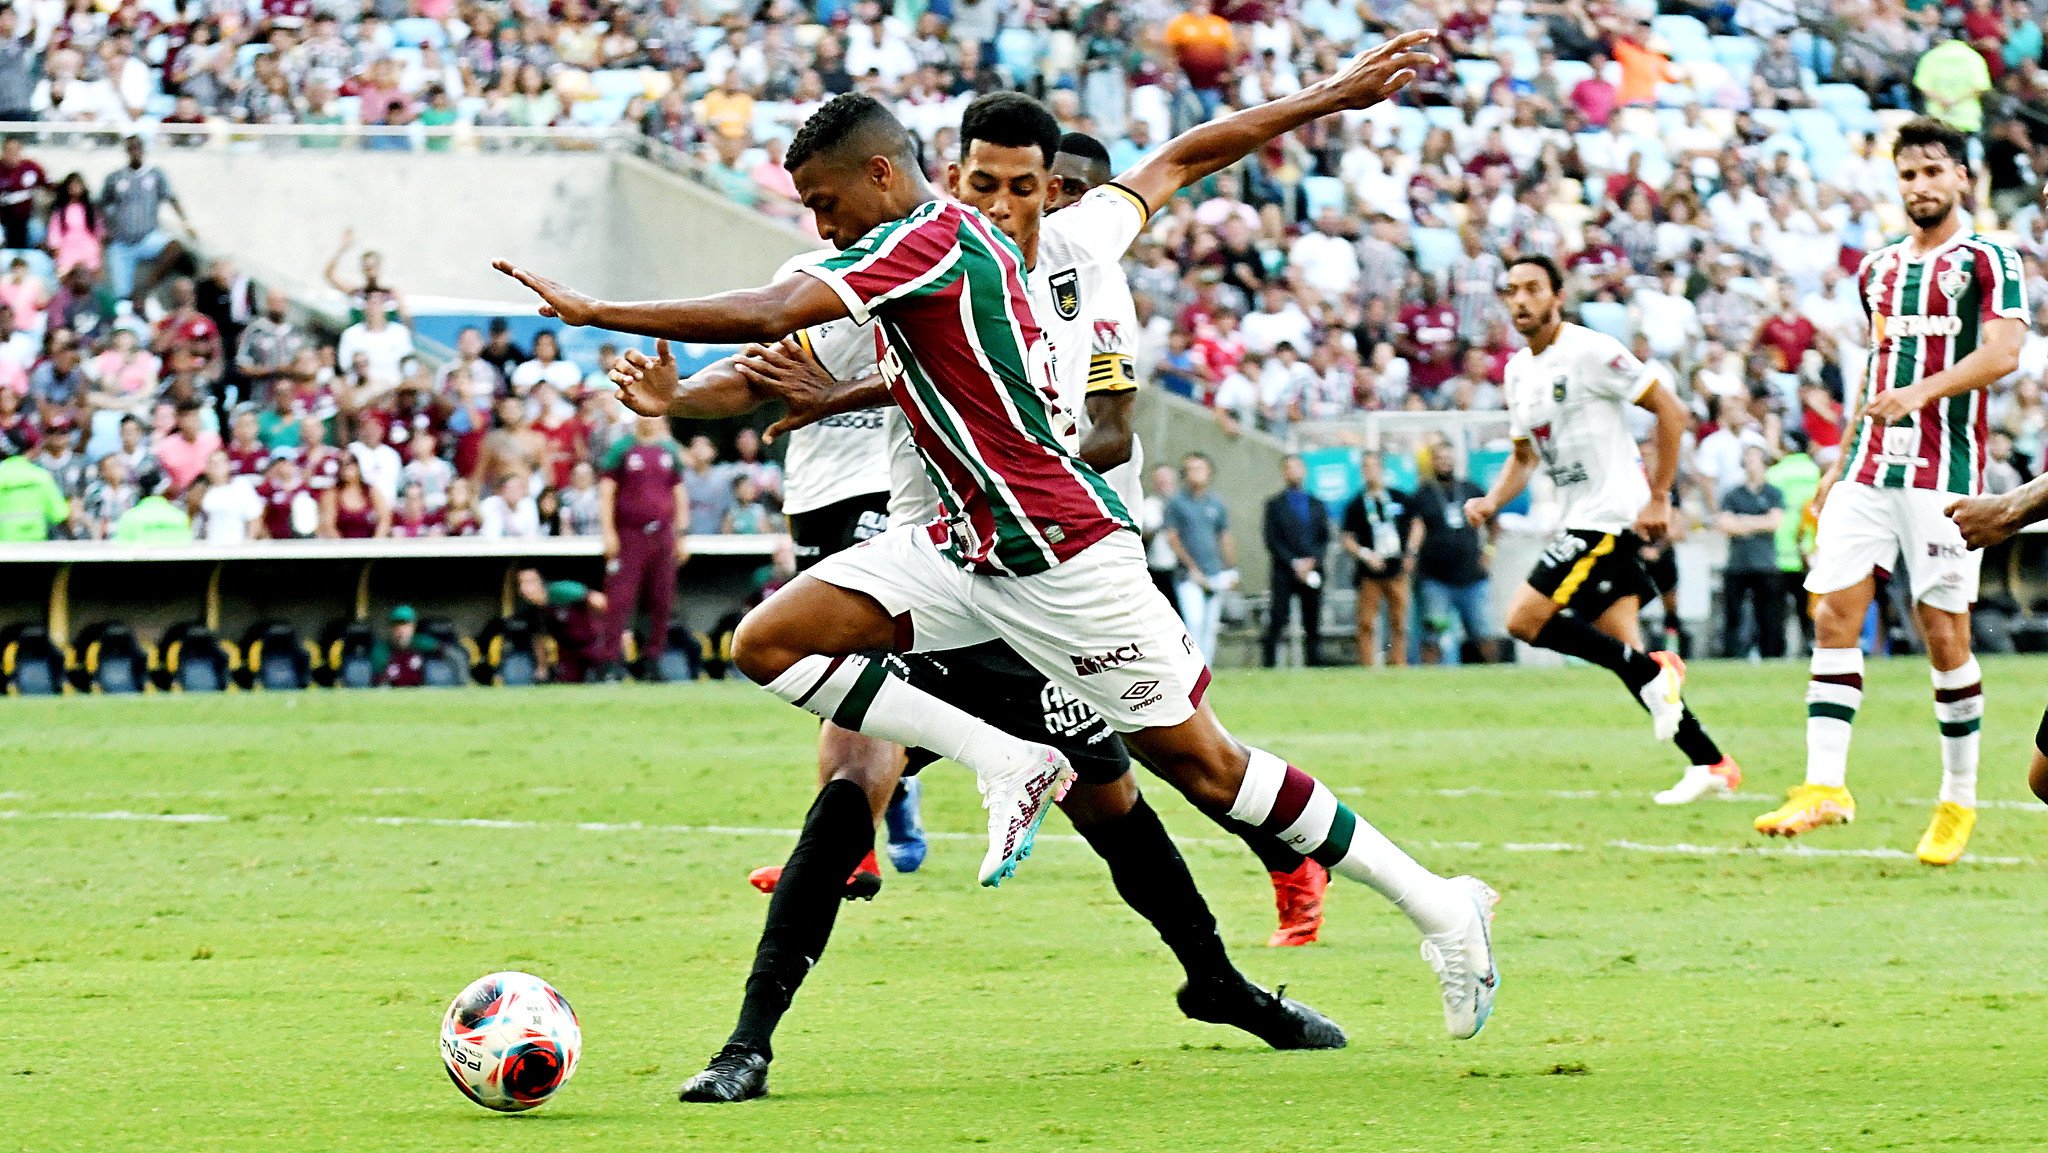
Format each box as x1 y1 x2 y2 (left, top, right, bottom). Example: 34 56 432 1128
894 641 1132 786
2035 700 2048 757
788 491 891 572
1526 529 1659 621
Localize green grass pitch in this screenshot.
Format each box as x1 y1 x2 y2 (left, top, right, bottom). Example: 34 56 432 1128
5 658 2048 1152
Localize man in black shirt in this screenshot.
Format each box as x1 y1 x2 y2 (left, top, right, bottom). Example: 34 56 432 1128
1340 451 1411 666
1405 440 1499 664
1716 445 1785 658
1262 454 1330 666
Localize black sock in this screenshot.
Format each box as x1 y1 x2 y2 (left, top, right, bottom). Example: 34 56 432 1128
1075 796 1239 987
1674 707 1723 766
1210 813 1308 874
1534 615 1662 694
727 779 875 1059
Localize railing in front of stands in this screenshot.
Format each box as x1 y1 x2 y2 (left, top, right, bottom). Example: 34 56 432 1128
0 119 808 225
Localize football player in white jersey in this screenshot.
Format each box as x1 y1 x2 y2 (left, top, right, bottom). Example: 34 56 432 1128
632 96 1377 1105
1465 254 1741 803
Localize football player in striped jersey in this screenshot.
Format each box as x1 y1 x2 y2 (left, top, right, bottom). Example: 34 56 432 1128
500 34 1504 1084
1753 118 2026 863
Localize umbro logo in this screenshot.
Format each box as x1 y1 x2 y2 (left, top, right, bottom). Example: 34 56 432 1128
1121 680 1159 700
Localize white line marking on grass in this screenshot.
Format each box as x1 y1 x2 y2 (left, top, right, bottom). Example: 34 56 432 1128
0 809 228 824
1606 839 2030 865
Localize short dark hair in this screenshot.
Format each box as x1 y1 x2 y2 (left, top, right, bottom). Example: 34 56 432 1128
1056 131 1111 166
786 92 914 172
1508 252 1564 292
958 91 1060 168
1893 116 1970 169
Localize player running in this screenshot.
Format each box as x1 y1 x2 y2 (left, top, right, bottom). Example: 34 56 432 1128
1463 254 1741 803
1947 465 2048 806
498 33 1500 1052
1753 118 2026 863
624 106 1355 1102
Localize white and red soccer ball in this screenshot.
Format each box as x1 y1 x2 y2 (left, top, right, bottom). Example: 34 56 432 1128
440 971 581 1112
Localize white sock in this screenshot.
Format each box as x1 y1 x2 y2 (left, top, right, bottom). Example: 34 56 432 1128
1933 658 1982 809
1228 749 1464 935
762 653 1019 779
1805 648 1862 789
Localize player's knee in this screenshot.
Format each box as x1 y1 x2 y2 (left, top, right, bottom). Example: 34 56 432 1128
730 614 792 684
1505 608 1546 644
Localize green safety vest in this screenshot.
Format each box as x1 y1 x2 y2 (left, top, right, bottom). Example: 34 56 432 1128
0 455 66 541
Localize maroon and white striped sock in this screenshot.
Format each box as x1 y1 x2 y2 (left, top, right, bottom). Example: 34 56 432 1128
1226 748 1462 935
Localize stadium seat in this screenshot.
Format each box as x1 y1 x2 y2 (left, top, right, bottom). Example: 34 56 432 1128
994 28 1043 84
1578 300 1632 344
1710 35 1761 74
156 622 234 693
72 621 151 694
1759 131 1805 161
0 622 69 696
320 619 374 689
417 618 480 687
1650 14 1710 56
1453 58 1500 100
1750 108 1790 134
1301 175 1346 219
569 96 630 126
1 248 52 283
1815 83 1870 115
235 43 272 76
246 621 317 691
1500 38 1538 78
477 616 541 686
1412 227 1461 278
656 622 702 683
1423 105 1466 132
1681 61 1736 105
392 16 447 47
1391 105 1428 152
1550 59 1594 90
589 69 652 100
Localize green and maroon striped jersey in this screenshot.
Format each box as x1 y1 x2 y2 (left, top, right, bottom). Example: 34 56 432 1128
1846 233 2027 494
798 199 1134 576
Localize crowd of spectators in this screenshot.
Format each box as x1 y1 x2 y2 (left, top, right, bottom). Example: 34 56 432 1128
0 130 791 545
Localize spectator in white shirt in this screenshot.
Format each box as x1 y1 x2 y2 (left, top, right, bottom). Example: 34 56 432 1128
510 329 582 395
1257 343 1314 431
335 291 414 392
1707 169 1771 246
479 471 543 538
1288 207 1361 299
195 449 262 543
1693 396 1770 511
1240 285 1313 355
347 416 403 506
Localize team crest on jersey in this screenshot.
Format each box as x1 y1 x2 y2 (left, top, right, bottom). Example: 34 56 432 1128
1937 264 1970 300
1552 375 1568 401
1048 268 1081 320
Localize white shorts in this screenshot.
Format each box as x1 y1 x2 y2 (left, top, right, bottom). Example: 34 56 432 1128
809 523 1209 732
1804 482 1979 613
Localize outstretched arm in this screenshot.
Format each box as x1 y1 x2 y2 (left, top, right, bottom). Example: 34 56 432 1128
495 261 851 345
1113 30 1438 213
1949 473 2048 548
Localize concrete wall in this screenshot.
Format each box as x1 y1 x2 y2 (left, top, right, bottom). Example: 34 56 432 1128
34 144 815 305
1133 387 1286 595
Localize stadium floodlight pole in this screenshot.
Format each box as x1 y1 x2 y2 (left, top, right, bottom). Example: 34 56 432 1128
490 29 1440 357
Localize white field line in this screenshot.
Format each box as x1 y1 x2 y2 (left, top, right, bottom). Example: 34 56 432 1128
0 808 2031 865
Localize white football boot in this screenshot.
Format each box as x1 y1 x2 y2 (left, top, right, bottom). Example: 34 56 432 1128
976 742 1075 887
1421 875 1500 1039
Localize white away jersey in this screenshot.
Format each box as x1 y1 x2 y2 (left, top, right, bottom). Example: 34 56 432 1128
776 249 893 516
889 183 1153 524
1505 323 1654 534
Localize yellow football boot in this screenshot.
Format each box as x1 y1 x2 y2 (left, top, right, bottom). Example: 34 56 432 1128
1753 784 1856 837
1914 801 1976 866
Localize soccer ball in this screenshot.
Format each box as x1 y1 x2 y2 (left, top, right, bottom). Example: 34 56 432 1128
440 971 582 1112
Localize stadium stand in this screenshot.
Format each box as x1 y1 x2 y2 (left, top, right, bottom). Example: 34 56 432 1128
0 0 2044 674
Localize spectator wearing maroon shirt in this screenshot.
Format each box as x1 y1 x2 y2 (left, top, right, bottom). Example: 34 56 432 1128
1753 282 1817 373
224 408 267 478
297 415 342 491
1396 281 1462 395
599 416 686 679
0 137 46 251
374 605 429 688
390 482 444 538
254 452 309 539
152 278 224 382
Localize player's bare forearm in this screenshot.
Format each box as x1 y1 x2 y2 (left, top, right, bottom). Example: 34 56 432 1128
1638 383 1686 499
1080 390 1137 473
493 261 849 344
670 356 773 419
1112 30 1438 211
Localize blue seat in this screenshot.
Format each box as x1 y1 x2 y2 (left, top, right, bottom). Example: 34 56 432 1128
994 27 1043 83
3 248 54 284
1711 35 1761 73
569 96 629 126
392 17 446 47
1578 300 1631 344
1499 38 1538 77
1423 105 1467 131
1550 59 1595 90
1392 105 1428 151
1750 107 1790 134
1651 14 1708 42
235 43 271 76
1453 58 1501 99
589 69 650 100
1815 83 1869 114
1412 227 1461 278
1759 131 1805 160
1301 175 1346 218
